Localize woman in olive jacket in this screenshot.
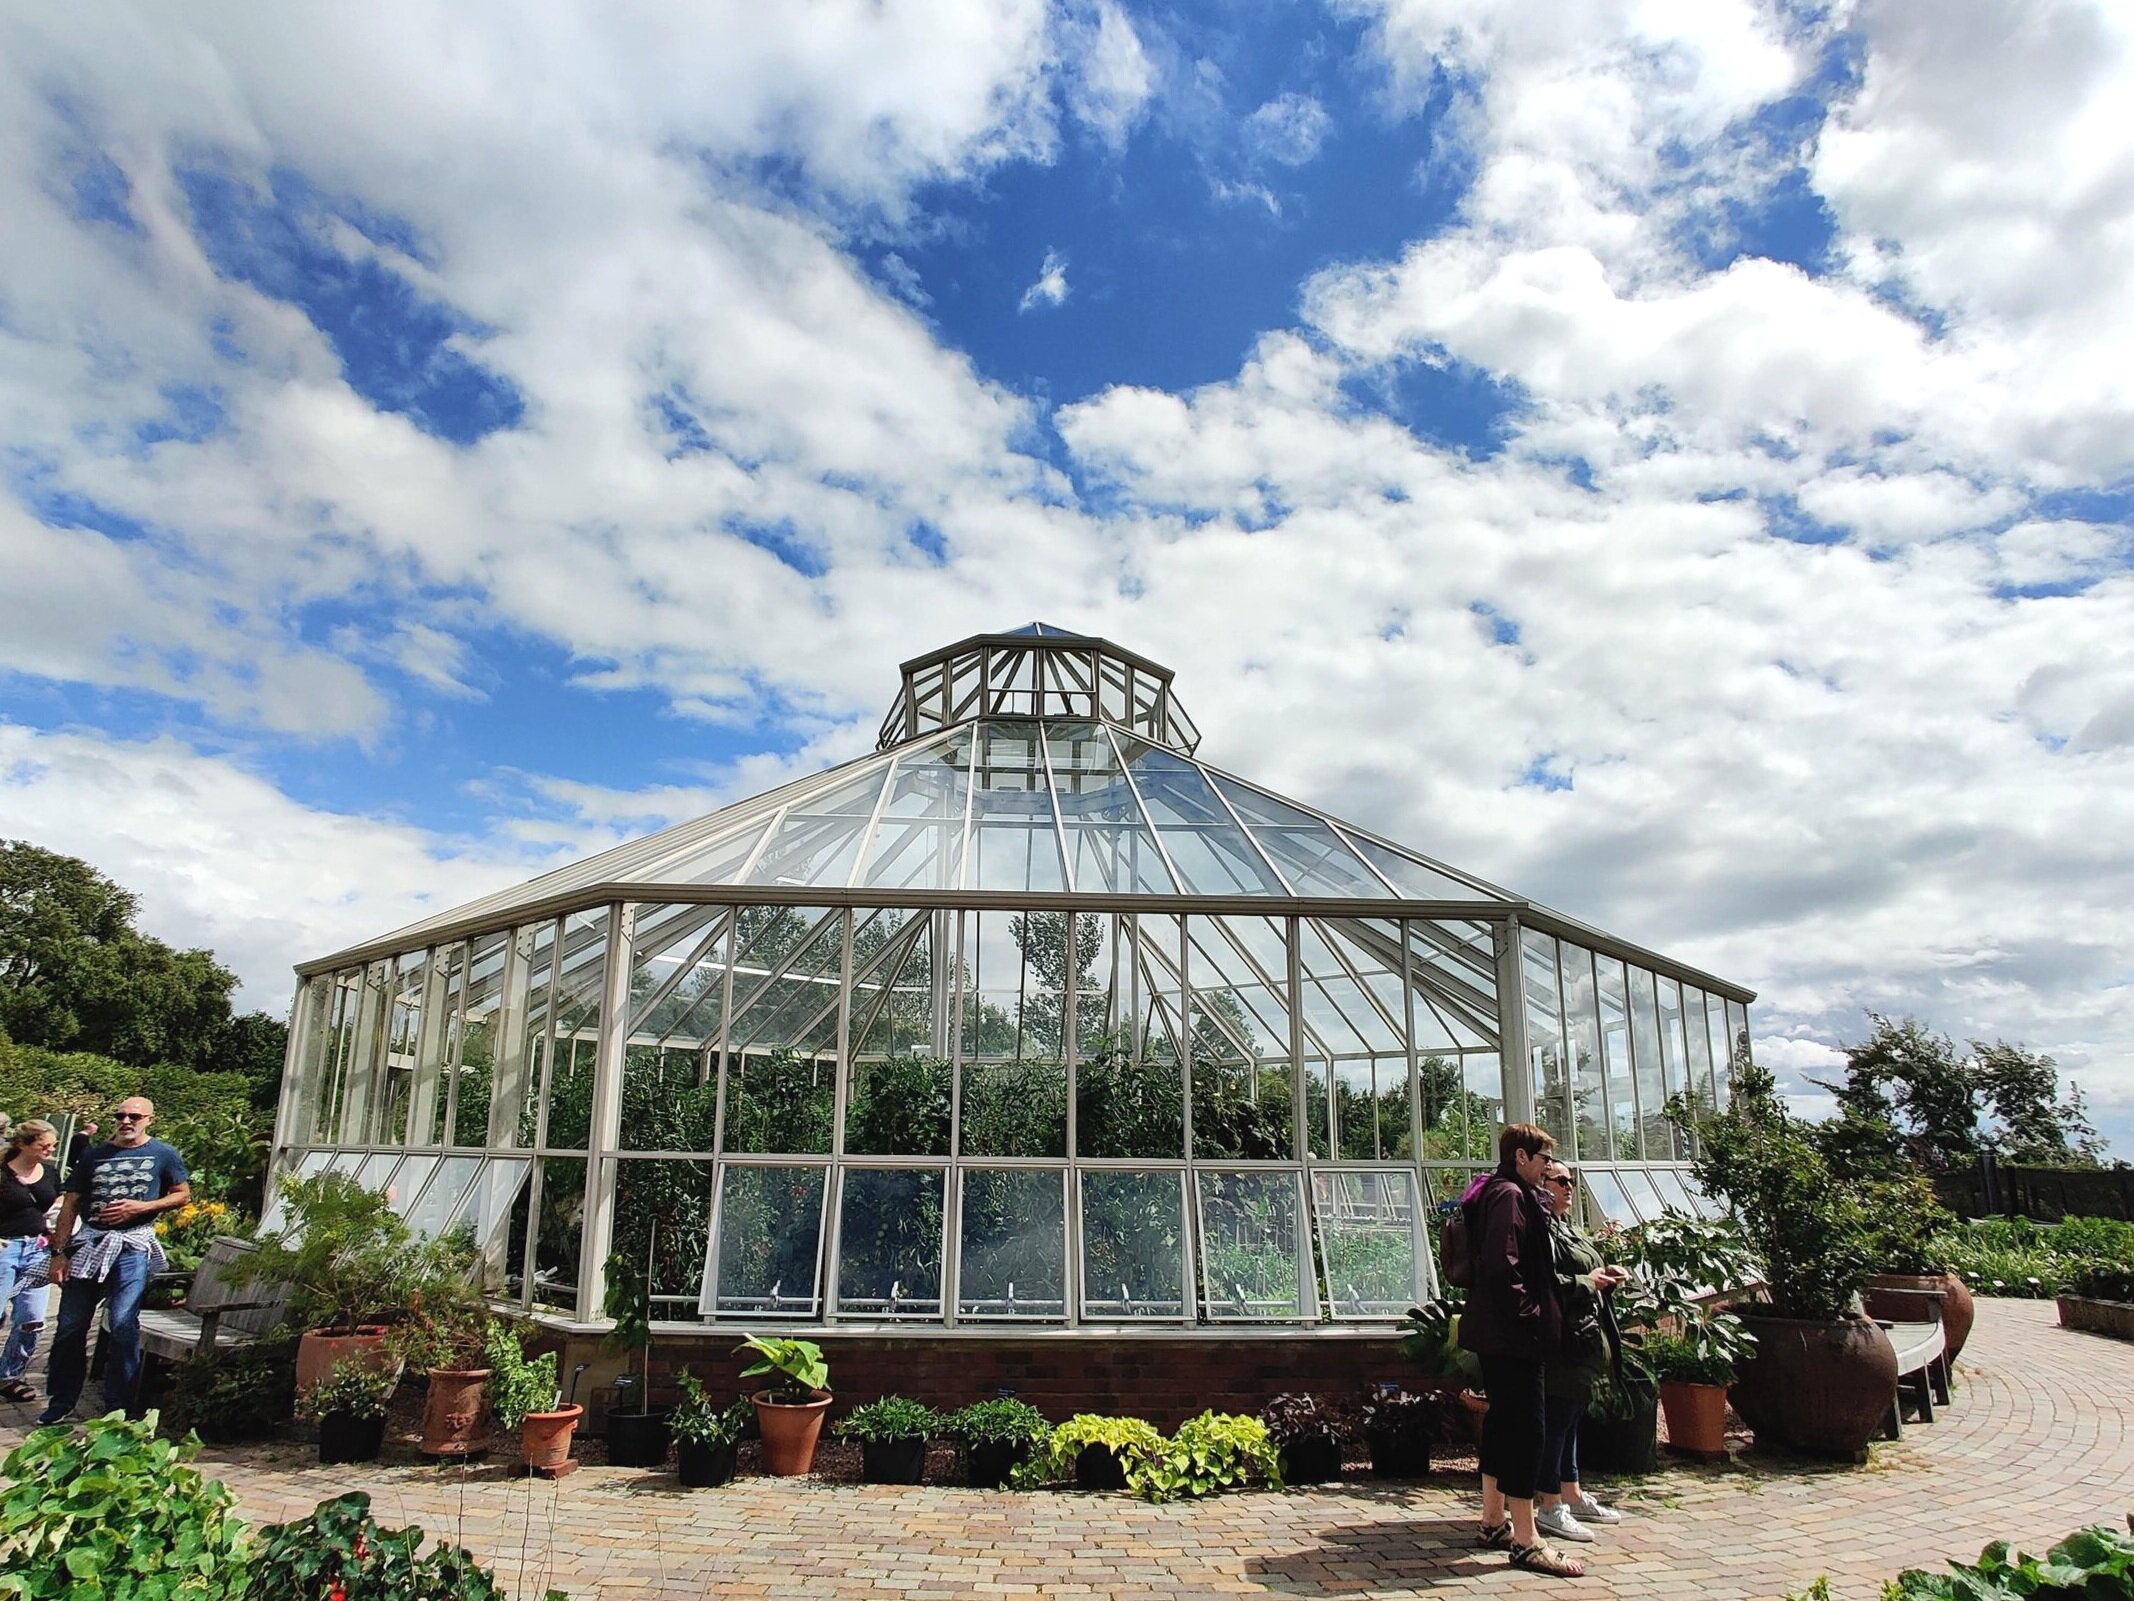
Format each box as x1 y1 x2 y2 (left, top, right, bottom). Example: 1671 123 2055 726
1534 1160 1631 1545
1456 1122 1584 1577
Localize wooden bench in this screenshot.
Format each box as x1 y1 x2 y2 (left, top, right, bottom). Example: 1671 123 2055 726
1867 1284 1952 1439
136 1236 294 1363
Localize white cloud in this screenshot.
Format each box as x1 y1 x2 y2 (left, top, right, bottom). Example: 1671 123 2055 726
1019 247 1071 312
1059 0 1156 149
1245 92 1332 167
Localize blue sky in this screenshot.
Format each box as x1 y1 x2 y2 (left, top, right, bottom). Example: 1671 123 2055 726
2 0 2133 1152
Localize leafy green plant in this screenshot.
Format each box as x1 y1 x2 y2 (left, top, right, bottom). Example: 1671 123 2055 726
1359 1390 1456 1449
668 1372 752 1449
239 1171 471 1334
1926 1215 2134 1299
943 1397 1049 1449
2071 1261 2134 1303
1258 1392 1354 1448
1882 1519 2134 1601
601 1250 657 1413
242 1491 509 1601
1134 1411 1282 1503
387 1286 492 1375
161 1336 300 1444
1396 1298 1481 1384
297 1358 399 1423
834 1395 941 1444
484 1322 560 1431
734 1333 828 1400
1641 1330 1737 1387
0 1411 248 1601
1014 1413 1165 1488
1613 1213 1762 1298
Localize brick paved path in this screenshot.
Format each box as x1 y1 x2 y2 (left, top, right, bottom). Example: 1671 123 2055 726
5 1298 2129 1600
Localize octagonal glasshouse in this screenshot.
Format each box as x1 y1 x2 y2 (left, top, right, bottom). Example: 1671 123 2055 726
269 626 1750 1358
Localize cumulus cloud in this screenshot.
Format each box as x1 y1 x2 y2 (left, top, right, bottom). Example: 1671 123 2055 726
1019 247 1072 311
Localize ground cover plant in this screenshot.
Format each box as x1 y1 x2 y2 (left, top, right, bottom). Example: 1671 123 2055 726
1931 1216 2134 1298
1882 1518 2134 1600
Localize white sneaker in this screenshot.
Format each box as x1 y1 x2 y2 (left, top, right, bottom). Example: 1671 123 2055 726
1569 1494 1623 1525
1535 1504 1596 1543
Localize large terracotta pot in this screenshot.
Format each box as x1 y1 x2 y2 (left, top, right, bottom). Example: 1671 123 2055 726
1730 1313 1897 1462
751 1390 831 1476
296 1327 394 1395
519 1403 584 1470
1658 1379 1729 1457
1871 1272 1975 1363
419 1369 493 1458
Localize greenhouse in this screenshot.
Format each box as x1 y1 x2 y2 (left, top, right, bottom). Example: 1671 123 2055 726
269 626 1752 1338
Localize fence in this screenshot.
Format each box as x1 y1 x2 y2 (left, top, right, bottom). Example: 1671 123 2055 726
1935 1153 2134 1222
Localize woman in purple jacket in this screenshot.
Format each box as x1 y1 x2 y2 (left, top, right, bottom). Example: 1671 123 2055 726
1456 1122 1584 1577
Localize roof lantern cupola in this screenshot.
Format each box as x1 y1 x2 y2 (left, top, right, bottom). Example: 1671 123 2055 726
877 623 1201 755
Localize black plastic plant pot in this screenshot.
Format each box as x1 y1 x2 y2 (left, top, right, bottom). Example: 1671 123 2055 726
1579 1391 1660 1476
861 1436 928 1484
1280 1434 1345 1485
1074 1443 1128 1491
966 1439 1031 1488
1365 1429 1431 1479
606 1408 673 1468
318 1412 388 1465
675 1438 737 1488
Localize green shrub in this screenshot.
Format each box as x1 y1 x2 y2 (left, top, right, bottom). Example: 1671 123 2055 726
296 1358 398 1423
162 1337 299 1444
942 1397 1049 1449
668 1371 752 1448
242 1491 507 1601
834 1395 940 1444
1931 1215 2134 1298
241 1171 471 1335
1882 1519 2134 1600
0 1411 248 1601
484 1322 559 1431
1134 1411 1282 1502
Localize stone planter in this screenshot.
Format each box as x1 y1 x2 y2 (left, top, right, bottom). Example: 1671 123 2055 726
419 1368 492 1458
2057 1296 2134 1341
1872 1271 1976 1362
752 1389 831 1476
1730 1312 1897 1462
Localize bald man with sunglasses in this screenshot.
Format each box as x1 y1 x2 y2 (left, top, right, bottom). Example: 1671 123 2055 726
37 1098 190 1426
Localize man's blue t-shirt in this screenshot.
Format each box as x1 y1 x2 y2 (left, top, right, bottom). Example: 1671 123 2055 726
66 1138 189 1225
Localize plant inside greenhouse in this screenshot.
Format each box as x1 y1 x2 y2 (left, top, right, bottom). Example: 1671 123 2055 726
265 626 1749 1345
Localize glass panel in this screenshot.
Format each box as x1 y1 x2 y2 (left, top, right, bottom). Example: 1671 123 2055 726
1648 1168 1696 1215
1419 1052 1488 1161
743 764 890 889
1679 1171 1722 1219
1723 999 1750 1105
326 1150 365 1174
1048 724 1176 893
447 1157 531 1260
1112 740 1285 896
957 1168 1067 1320
531 1155 588 1311
413 945 460 1147
612 1158 717 1322
846 1056 952 1156
1581 1167 1639 1226
539 909 607 1151
1461 1050 1505 1153
491 920 555 1150
1681 987 1716 1121
1188 916 1294 1160
1521 929 1571 1145
387 1153 438 1217
1595 956 1637 1160
295 1149 334 1178
1630 967 1676 1160
621 1043 718 1154
1080 1170 1187 1320
726 907 842 1058
375 951 428 1144
962 1060 1067 1157
721 1050 835 1155
834 1168 945 1318
1311 1169 1420 1316
310 971 360 1143
1617 1167 1668 1217
1348 836 1487 901
1657 975 1688 1147
661 815 772 888
627 902 730 1046
451 933 507 1146
1209 775 1387 897
403 1154 483 1239
967 725 1067 893
706 1164 828 1318
851 910 945 1063
354 1152 402 1193
1196 1171 1304 1320
1561 942 1608 1161
289 975 333 1147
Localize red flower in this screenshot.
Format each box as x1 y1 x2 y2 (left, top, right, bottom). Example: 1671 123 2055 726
328 1584 347 1601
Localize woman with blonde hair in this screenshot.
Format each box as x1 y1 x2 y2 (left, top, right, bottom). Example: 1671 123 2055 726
0 1118 60 1404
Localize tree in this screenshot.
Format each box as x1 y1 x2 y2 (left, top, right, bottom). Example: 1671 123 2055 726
1815 1015 1980 1173
1970 1040 2105 1168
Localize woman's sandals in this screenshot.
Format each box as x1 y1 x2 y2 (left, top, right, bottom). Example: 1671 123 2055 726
1508 1539 1587 1577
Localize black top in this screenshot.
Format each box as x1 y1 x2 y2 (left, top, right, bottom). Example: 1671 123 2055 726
0 1160 59 1239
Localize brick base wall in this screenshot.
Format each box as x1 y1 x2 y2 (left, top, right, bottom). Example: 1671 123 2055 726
551 1329 1422 1429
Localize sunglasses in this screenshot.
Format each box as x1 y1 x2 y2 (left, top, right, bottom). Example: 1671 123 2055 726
113 1112 149 1122
1544 1175 1576 1189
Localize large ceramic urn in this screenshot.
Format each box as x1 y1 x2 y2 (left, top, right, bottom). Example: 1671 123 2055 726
1729 1312 1898 1462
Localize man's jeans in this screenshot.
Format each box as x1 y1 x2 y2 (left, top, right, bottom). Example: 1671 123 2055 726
0 1236 48 1381
41 1247 153 1421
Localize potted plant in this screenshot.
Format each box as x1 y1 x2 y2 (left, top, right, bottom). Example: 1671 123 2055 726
1258 1393 1350 1485
669 1370 753 1488
1864 1172 1977 1363
735 1334 831 1476
1579 1345 1661 1474
487 1320 581 1471
1358 1391 1448 1479
836 1395 941 1484
1396 1298 1486 1443
1021 1414 1164 1491
239 1171 471 1393
943 1397 1049 1488
1644 1314 1753 1459
389 1285 494 1459
1672 1065 1897 1462
297 1357 398 1465
601 1251 670 1468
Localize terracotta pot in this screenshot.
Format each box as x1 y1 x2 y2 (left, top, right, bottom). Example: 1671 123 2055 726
1872 1272 1975 1363
1658 1379 1729 1457
519 1403 584 1470
419 1368 493 1458
296 1327 395 1395
1730 1312 1897 1462
751 1390 831 1476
